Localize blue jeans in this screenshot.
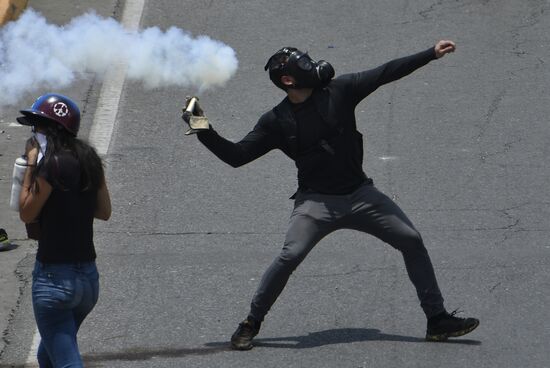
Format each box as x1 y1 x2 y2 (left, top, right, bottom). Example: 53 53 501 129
32 261 99 368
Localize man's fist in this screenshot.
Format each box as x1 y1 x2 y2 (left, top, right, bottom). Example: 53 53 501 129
435 40 456 58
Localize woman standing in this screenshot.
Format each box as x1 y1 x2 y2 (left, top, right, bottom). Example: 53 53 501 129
18 93 111 367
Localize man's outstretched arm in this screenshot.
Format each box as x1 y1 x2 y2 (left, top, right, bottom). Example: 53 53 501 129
181 103 279 168
346 40 457 103
196 125 276 168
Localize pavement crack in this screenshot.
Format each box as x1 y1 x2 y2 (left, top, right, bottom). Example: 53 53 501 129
489 282 501 293
0 253 34 361
508 1 547 57
112 0 124 19
497 204 526 243
98 230 285 236
418 0 489 19
303 265 398 278
80 75 97 116
418 0 444 19
476 89 506 163
481 136 523 162
303 261 550 279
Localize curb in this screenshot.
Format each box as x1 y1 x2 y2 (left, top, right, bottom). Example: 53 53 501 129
0 0 28 26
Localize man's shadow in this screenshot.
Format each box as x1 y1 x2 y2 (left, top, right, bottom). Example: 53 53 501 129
206 328 481 349
62 328 480 366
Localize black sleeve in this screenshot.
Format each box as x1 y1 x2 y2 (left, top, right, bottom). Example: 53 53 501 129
196 112 279 168
344 47 437 103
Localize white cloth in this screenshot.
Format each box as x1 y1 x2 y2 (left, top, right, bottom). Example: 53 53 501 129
34 132 47 163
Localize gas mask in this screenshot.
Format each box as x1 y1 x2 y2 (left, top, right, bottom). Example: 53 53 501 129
265 47 335 90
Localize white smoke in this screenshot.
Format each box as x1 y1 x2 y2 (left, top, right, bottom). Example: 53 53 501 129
0 9 239 107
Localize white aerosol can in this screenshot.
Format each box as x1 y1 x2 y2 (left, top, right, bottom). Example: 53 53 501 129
10 157 28 211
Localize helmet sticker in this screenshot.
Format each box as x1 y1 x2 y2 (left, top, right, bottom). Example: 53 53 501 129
53 102 69 117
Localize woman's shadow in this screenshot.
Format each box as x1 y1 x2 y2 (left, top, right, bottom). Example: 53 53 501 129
206 328 481 349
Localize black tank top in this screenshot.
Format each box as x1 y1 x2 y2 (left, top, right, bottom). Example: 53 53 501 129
36 151 97 263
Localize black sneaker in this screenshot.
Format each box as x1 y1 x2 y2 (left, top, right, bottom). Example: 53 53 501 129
230 318 261 350
426 310 479 341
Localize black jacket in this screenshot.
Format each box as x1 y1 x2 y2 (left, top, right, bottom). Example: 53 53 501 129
198 47 437 192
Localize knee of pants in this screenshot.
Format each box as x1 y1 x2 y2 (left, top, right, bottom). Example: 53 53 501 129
37 343 53 368
277 247 307 271
390 229 426 254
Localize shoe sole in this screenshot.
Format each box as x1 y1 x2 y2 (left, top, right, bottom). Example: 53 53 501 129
230 341 254 351
425 320 480 342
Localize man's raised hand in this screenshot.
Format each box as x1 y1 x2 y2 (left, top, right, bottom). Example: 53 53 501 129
435 40 456 58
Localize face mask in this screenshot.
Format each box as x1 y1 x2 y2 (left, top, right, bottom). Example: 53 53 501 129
265 48 335 90
284 50 335 89
33 131 48 163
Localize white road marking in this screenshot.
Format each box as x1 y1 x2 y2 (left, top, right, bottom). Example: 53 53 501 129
0 122 22 127
88 0 146 156
25 330 41 365
378 156 398 161
25 1 146 365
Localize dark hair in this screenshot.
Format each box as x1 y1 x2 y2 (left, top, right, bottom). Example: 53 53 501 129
30 119 104 193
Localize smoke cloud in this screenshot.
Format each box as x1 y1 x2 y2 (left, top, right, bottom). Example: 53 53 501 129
0 9 238 107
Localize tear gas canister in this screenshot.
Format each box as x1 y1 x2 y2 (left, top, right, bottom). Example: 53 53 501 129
10 157 28 211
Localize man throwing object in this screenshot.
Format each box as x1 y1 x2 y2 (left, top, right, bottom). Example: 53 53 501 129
184 40 479 350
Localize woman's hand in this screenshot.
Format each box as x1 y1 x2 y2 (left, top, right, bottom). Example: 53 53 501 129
19 136 51 223
24 137 39 165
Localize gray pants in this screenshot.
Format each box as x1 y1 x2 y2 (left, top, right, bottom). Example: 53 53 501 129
249 183 445 322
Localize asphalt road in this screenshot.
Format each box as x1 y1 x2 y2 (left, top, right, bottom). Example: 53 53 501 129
1 0 549 367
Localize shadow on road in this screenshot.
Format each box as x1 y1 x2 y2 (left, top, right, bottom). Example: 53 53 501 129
0 242 18 252
206 328 481 349
1 328 480 367
79 345 231 364
1 345 232 368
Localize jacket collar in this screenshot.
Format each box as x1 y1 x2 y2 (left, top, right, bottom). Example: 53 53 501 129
274 88 340 131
